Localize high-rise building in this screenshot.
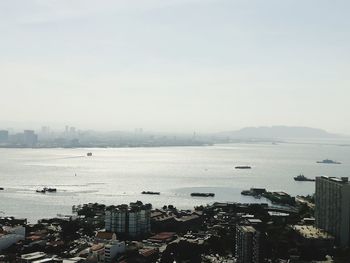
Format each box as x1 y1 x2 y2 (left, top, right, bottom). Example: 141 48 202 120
315 176 350 247
23 130 38 147
235 225 263 263
105 205 127 234
105 202 151 238
0 130 8 143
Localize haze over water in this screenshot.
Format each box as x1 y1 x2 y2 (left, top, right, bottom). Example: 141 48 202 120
1 138 350 222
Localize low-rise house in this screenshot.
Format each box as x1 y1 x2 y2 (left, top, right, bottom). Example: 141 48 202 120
0 226 25 251
291 225 334 248
148 232 176 243
95 232 116 243
21 252 47 263
104 240 125 262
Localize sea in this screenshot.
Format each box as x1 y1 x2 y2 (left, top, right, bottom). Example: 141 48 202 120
1 138 350 223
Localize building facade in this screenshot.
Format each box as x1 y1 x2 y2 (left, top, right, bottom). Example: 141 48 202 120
23 130 38 147
0 130 8 143
0 226 25 252
315 176 350 247
235 225 262 263
104 241 125 262
105 202 151 238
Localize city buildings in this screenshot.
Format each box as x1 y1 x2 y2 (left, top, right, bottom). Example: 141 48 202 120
235 225 262 263
23 130 38 147
104 241 125 262
105 202 151 238
291 225 334 249
0 130 8 143
0 226 25 252
315 176 350 247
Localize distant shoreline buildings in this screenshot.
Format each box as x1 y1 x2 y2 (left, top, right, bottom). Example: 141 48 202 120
0 126 210 148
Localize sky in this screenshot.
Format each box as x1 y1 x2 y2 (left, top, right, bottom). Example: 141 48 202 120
1 0 350 134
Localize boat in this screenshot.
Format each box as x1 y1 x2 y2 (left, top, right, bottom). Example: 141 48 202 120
294 174 315 182
316 159 341 164
141 191 160 195
241 190 252 196
87 152 92 156
36 187 57 193
241 188 266 196
44 187 57 192
191 192 215 197
235 166 252 169
0 187 4 190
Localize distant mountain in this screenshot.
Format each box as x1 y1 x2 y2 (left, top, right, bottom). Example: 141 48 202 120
217 126 339 139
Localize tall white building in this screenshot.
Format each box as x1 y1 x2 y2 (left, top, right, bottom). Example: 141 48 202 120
315 176 350 247
104 241 125 262
105 202 151 238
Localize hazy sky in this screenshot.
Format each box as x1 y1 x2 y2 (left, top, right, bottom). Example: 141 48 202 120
1 0 349 133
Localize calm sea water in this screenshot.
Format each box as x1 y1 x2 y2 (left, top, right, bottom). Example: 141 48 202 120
1 139 350 222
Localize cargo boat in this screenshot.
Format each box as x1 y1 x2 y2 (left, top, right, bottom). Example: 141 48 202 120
36 187 57 193
191 192 215 197
141 191 160 195
235 166 251 169
294 174 315 182
316 159 341 164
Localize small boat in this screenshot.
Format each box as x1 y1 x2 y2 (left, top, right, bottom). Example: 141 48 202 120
316 159 341 164
87 152 93 156
141 191 160 195
235 166 252 169
241 188 266 196
241 190 252 196
191 192 215 197
294 174 315 182
36 187 57 193
45 187 57 192
0 187 4 190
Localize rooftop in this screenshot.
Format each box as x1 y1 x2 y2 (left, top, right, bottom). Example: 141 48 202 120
319 176 349 184
148 232 176 243
90 243 104 252
291 225 334 240
95 231 115 240
238 225 256 233
21 252 46 261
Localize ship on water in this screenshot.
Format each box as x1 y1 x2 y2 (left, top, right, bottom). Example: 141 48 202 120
141 191 160 195
293 174 315 182
191 192 215 197
316 159 341 164
235 165 252 169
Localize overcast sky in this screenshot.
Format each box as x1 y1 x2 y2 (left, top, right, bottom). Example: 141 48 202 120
1 0 349 133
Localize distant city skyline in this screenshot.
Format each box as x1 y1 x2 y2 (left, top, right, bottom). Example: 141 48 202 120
1 1 350 134
0 122 347 138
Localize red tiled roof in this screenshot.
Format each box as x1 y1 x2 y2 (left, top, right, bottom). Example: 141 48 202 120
91 243 104 251
27 235 42 241
140 248 159 258
148 232 176 243
96 231 115 240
